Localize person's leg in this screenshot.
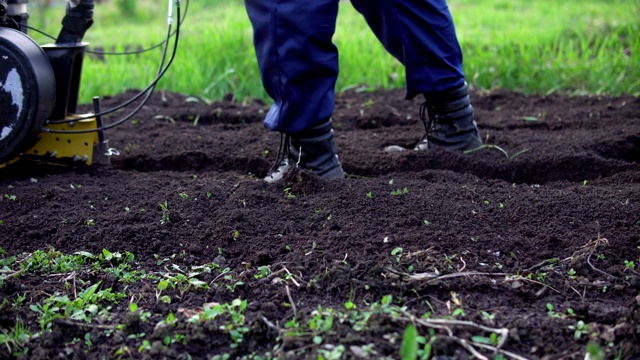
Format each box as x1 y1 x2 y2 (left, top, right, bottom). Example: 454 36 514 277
351 0 481 150
245 0 344 181
245 0 340 134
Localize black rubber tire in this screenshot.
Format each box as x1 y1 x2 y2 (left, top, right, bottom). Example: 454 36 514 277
0 27 56 162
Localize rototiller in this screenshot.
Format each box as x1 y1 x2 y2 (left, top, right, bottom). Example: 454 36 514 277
0 0 181 168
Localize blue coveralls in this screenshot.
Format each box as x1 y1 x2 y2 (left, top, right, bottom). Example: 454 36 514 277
245 0 466 134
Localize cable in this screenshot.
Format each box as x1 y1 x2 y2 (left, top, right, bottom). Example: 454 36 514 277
22 0 187 56
45 0 182 126
42 0 181 133
47 0 186 122
22 24 57 40
45 4 178 132
85 0 188 56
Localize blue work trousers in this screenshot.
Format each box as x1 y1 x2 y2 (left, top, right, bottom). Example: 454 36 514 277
245 0 466 134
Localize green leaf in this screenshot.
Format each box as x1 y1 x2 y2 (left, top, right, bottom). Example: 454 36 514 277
586 342 605 360
87 304 99 316
381 295 393 305
400 324 418 360
102 249 113 261
188 278 208 288
79 282 101 302
323 316 334 332
471 335 491 344
74 251 95 259
158 279 169 291
344 301 356 310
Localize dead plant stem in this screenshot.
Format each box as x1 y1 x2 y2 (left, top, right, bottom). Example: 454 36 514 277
285 284 297 317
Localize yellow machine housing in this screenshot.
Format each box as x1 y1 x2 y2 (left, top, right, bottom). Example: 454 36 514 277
0 114 110 169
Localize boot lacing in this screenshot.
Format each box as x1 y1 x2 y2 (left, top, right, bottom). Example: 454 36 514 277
419 101 438 138
269 133 290 174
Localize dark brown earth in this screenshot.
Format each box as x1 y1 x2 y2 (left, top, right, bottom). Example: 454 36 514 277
1 88 639 360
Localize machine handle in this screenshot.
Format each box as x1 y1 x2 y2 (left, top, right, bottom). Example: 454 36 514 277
57 0 94 45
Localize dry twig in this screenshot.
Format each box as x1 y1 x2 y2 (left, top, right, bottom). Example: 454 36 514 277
285 284 297 317
399 310 529 360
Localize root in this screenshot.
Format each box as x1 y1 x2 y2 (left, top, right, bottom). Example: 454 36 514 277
572 235 617 279
398 310 530 360
386 268 508 284
285 284 297 317
54 319 119 330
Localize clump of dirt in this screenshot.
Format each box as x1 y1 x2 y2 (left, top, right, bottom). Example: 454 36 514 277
0 88 639 359
282 167 322 196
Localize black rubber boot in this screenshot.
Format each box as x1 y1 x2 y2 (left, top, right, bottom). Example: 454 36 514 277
414 83 482 151
264 119 345 183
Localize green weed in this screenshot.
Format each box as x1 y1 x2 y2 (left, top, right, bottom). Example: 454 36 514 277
159 201 170 224
0 320 31 356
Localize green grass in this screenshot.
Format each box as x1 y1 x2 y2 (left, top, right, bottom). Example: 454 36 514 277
25 0 640 104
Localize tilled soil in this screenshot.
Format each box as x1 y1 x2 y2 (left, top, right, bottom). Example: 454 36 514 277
0 88 639 360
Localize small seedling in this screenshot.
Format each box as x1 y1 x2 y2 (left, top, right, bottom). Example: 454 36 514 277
156 280 171 303
390 187 409 196
536 272 547 283
464 144 530 159
283 187 296 199
344 300 356 310
444 254 457 264
138 340 152 353
159 201 170 224
0 320 31 355
451 308 466 318
254 266 270 279
472 332 500 347
586 342 606 360
400 324 418 360
12 293 26 309
568 320 589 338
391 247 403 263
546 303 563 318
179 192 189 200
520 112 545 122
481 311 495 321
